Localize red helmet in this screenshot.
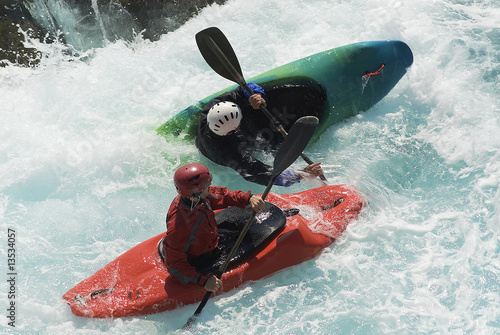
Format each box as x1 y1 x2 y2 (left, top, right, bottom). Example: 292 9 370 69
173 163 213 198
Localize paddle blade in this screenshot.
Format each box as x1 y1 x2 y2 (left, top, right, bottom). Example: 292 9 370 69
195 27 244 84
273 116 319 176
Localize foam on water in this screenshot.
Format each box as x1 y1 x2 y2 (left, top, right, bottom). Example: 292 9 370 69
1 0 499 334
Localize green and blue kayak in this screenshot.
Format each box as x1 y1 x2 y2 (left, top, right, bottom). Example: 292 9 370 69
157 40 413 143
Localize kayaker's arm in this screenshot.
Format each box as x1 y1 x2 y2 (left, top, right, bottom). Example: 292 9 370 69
299 162 324 180
207 186 252 209
243 82 267 109
204 82 266 110
163 234 210 287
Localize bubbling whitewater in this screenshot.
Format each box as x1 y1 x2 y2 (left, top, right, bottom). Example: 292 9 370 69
1 0 499 334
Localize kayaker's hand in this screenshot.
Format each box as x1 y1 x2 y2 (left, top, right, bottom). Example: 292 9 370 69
301 162 324 179
249 195 265 213
204 275 222 292
248 94 266 109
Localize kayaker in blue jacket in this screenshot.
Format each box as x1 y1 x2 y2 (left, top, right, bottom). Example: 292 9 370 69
195 82 325 186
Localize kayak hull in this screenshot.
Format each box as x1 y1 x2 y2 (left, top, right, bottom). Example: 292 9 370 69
63 185 364 318
157 40 413 143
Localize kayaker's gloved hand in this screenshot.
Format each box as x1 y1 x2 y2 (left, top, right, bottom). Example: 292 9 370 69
243 82 267 109
249 195 264 213
204 275 222 292
300 162 324 180
248 93 267 109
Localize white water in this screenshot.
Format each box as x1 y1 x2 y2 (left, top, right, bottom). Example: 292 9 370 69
1 0 499 334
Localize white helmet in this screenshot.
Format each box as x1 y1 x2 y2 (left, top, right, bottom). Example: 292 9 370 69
207 101 242 136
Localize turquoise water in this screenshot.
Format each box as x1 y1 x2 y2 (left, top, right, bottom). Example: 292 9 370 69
1 0 499 334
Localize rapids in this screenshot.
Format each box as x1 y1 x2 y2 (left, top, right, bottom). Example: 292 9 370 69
1 0 499 334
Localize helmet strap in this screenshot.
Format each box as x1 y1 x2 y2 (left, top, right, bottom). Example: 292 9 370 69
190 196 201 211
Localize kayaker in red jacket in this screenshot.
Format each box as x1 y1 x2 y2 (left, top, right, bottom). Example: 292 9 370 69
163 163 264 292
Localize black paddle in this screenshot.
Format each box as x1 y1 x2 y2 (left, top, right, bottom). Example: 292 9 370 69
195 26 328 183
183 115 319 329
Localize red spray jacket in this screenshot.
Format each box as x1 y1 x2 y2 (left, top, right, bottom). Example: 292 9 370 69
163 186 252 286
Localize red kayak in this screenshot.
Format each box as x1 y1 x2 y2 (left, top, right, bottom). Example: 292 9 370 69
63 185 364 318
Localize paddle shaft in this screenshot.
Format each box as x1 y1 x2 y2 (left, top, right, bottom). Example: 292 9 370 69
184 115 319 329
203 34 327 182
192 179 275 317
